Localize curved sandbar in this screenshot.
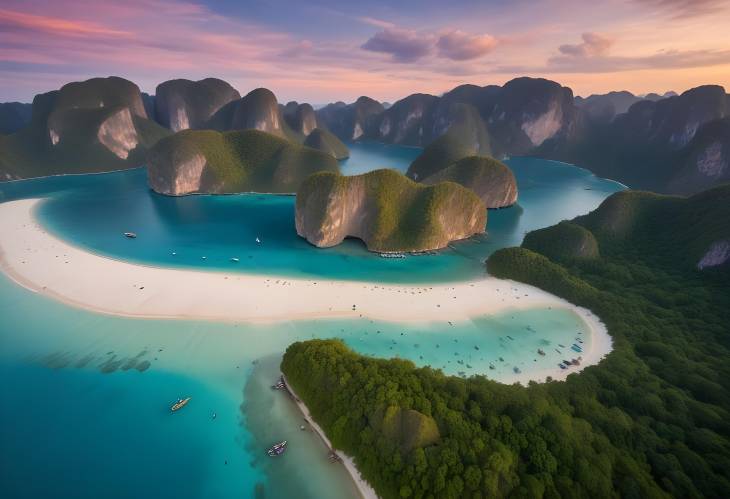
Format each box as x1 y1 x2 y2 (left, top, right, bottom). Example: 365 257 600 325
0 198 612 383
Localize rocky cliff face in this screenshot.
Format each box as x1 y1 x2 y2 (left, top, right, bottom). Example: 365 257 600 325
296 169 486 252
668 117 730 194
316 96 384 141
616 85 728 149
155 78 240 132
574 91 644 123
698 240 730 270
373 93 439 144
539 85 730 194
315 78 579 157
54 76 148 119
0 77 170 180
230 88 285 136
418 156 517 208
96 108 139 159
283 102 318 136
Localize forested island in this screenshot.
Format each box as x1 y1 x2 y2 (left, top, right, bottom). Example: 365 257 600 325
282 185 730 498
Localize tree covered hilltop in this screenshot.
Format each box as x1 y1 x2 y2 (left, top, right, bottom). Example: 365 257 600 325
281 185 730 499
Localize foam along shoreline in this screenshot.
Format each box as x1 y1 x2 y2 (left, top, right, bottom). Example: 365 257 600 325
283 375 378 499
0 198 611 383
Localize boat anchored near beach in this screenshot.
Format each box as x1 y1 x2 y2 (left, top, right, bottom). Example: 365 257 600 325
267 440 287 456
170 397 191 412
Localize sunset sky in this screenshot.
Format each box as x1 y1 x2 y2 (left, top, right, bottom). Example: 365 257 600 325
1 0 730 104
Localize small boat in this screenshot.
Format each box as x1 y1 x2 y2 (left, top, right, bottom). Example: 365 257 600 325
571 344 583 353
256 237 261 244
571 358 581 366
230 257 239 263
558 363 567 369
513 366 521 374
563 359 572 366
489 364 495 370
537 349 546 356
171 397 191 412
123 232 137 239
267 440 287 456
272 380 286 390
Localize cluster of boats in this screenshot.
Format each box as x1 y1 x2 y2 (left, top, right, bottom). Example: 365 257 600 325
379 252 406 259
558 356 583 370
271 377 286 390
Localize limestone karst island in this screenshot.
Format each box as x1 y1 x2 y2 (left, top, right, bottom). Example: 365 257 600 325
1 1 729 498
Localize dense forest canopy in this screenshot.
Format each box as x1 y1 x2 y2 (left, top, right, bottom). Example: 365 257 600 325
282 185 730 498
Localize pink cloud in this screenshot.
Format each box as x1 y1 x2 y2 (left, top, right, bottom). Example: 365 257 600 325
0 8 130 38
437 30 498 61
559 32 615 58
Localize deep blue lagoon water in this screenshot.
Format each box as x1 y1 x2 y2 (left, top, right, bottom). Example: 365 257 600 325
0 142 623 498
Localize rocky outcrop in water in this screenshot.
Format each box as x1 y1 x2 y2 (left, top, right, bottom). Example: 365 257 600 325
147 129 339 196
416 156 517 208
295 169 486 252
154 78 240 132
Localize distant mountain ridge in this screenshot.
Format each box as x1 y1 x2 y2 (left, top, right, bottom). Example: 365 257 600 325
2 76 727 193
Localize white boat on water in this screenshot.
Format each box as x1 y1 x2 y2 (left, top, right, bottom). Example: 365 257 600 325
123 232 137 239
255 237 261 244
230 257 239 262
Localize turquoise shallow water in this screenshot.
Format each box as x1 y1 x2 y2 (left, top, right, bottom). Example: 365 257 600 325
0 143 618 498
0 143 624 283
0 271 591 499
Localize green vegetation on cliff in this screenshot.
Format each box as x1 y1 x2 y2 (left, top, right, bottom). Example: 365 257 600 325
418 155 517 208
296 169 486 252
407 104 491 182
147 129 339 194
522 221 599 262
283 185 730 498
303 128 349 160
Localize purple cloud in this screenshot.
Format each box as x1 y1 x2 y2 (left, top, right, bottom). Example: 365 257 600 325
361 28 434 62
559 32 614 58
436 30 498 61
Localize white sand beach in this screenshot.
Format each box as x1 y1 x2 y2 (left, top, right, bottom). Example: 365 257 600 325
0 198 612 384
